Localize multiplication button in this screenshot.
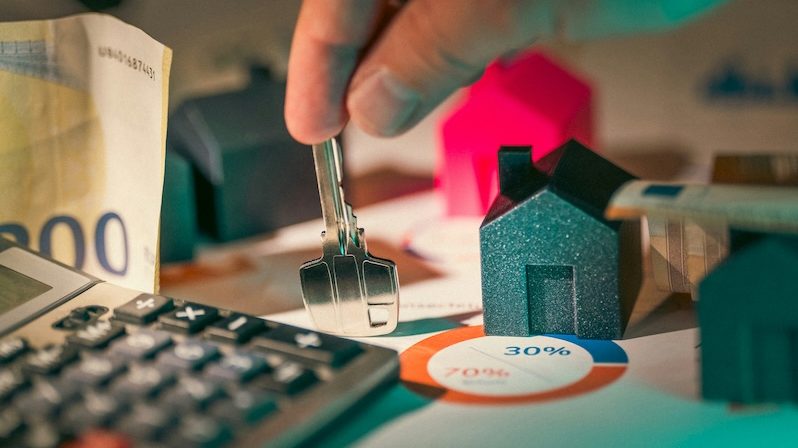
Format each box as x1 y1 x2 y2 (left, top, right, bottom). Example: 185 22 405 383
114 294 174 324
158 303 219 334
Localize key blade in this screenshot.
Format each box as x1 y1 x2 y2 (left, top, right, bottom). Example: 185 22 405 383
312 139 351 254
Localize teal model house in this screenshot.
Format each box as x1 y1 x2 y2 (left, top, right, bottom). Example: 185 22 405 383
480 140 641 340
699 233 798 403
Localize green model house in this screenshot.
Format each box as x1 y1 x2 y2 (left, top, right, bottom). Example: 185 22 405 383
699 232 798 403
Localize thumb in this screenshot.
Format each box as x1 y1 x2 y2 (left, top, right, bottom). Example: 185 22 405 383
345 0 555 137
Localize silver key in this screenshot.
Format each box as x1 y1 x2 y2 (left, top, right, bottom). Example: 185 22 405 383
299 138 399 336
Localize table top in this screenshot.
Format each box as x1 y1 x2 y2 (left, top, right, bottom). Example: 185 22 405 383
161 191 798 447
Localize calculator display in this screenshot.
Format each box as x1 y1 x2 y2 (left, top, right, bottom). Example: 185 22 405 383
0 264 52 315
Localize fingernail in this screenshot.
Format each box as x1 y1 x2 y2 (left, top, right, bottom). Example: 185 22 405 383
348 67 421 136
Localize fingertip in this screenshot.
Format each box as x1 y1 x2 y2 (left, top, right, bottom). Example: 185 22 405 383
285 111 346 145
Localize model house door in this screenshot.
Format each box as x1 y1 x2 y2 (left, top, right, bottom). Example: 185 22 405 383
526 264 575 334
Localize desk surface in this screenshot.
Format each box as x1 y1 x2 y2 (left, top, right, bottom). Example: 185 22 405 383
162 191 798 447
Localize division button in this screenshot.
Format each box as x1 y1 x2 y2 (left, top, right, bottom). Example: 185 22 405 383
66 320 125 349
113 294 174 324
158 303 219 334
252 327 362 367
205 314 267 343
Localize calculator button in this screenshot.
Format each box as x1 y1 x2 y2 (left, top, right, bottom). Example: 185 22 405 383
60 391 126 433
114 294 174 324
253 362 317 395
0 407 23 438
0 368 29 402
21 420 61 448
53 305 109 331
252 327 362 367
0 337 28 364
66 320 125 349
158 340 220 371
205 313 266 343
158 303 219 333
205 352 270 383
209 388 278 427
114 403 176 441
109 329 172 360
110 364 176 400
169 414 232 448
62 355 126 388
161 376 224 412
22 345 79 375
13 377 80 419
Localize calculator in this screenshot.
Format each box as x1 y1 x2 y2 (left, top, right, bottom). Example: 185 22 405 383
0 238 399 447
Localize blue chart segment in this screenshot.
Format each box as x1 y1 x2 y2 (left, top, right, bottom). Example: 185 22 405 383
401 326 628 404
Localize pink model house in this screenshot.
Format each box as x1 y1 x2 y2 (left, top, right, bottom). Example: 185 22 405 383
437 51 594 216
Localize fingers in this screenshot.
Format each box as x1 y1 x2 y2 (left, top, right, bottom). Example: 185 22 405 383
345 0 556 137
285 0 388 144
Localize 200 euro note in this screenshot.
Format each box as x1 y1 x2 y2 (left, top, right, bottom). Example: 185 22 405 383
607 180 798 298
0 14 171 292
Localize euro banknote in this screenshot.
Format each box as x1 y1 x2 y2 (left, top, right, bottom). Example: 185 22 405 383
607 180 798 297
0 14 171 293
713 154 798 186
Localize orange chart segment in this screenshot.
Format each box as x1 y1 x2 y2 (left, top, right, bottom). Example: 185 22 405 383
400 326 628 404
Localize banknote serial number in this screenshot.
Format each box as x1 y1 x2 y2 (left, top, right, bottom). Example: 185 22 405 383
98 46 156 79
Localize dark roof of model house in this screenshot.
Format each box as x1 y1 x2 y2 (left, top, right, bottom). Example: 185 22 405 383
482 140 636 228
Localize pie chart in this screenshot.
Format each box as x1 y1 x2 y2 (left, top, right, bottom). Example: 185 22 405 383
401 326 628 404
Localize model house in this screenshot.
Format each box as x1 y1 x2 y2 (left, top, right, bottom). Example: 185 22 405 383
699 233 798 403
480 140 641 340
438 51 593 216
168 66 319 243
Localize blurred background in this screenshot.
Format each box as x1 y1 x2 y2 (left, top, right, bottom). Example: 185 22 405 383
4 0 796 173
2 0 796 313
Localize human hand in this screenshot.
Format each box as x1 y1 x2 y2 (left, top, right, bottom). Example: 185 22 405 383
284 0 555 144
284 0 728 144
